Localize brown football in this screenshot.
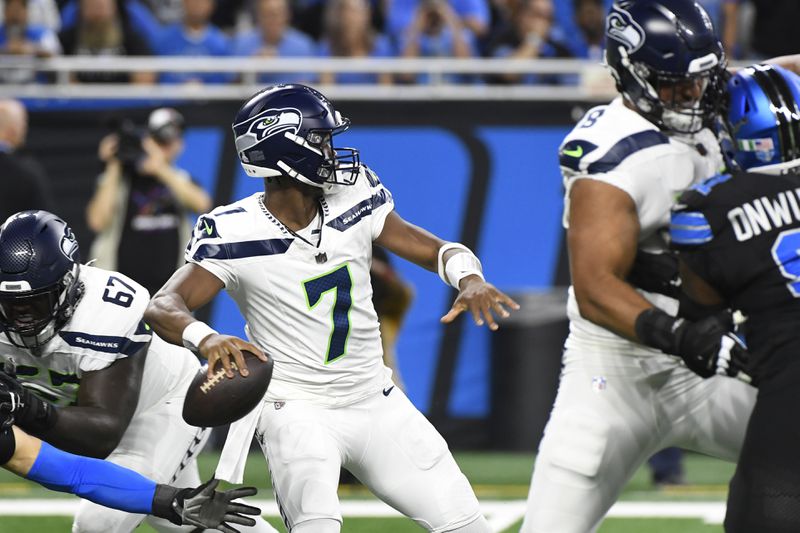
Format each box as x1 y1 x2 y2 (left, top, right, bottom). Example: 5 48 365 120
182 350 273 427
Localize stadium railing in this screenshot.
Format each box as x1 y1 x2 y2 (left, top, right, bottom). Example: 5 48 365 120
0 56 619 101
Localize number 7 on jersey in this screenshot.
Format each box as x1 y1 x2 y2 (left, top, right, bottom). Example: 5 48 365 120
303 264 353 364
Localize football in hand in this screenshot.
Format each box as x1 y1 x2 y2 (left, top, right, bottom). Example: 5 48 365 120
182 350 273 427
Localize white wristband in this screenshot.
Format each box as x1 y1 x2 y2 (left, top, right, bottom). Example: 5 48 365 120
437 242 484 289
182 321 218 353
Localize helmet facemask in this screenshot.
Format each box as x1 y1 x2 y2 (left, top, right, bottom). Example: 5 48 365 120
281 119 361 188
0 263 83 351
614 45 726 134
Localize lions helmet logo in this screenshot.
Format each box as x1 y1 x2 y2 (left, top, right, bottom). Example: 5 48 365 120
59 227 79 261
606 5 645 53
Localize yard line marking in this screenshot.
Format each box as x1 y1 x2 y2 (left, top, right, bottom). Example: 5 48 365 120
0 499 727 529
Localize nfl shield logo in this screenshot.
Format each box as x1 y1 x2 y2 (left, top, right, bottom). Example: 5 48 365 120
591 376 607 393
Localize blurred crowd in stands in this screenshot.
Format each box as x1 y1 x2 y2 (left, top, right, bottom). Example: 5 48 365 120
0 0 796 85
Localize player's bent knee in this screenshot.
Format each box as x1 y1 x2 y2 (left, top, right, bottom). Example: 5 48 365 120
394 414 448 471
439 514 491 533
539 409 610 483
72 503 134 533
291 518 341 533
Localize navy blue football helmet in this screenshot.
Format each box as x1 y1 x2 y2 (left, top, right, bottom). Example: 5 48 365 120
605 0 726 134
0 211 84 350
232 84 360 188
726 64 800 174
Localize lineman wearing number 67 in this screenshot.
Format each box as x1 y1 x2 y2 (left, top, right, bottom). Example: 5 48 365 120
0 210 276 533
145 83 519 533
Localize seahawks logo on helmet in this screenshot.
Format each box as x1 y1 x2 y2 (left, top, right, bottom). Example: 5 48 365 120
606 5 645 53
59 227 79 261
234 107 302 155
248 108 301 140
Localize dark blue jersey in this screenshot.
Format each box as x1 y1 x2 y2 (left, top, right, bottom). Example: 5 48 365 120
670 170 800 380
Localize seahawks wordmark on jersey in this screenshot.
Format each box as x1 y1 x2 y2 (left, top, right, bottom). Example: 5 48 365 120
0 265 197 410
558 97 723 353
186 165 394 406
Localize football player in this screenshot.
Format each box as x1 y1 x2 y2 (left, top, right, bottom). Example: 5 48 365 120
670 64 800 533
0 381 259 533
0 210 277 533
521 1 758 531
145 84 519 533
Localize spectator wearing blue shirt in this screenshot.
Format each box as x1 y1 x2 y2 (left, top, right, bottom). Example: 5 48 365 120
318 0 394 85
155 0 231 84
400 0 477 84
388 0 489 42
58 0 154 84
0 0 61 83
233 0 317 85
60 0 162 51
486 0 573 85
570 0 604 61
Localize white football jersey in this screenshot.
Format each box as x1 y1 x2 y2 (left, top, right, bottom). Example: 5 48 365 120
186 165 394 406
559 97 724 352
0 265 198 411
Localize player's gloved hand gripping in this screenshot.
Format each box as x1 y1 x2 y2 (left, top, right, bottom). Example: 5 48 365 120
0 371 58 434
153 478 260 533
635 308 753 384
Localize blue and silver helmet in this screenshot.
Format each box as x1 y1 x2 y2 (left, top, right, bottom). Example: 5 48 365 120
726 64 800 174
232 84 360 189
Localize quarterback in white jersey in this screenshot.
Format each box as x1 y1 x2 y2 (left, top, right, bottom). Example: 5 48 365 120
146 84 519 533
521 2 757 532
0 211 275 533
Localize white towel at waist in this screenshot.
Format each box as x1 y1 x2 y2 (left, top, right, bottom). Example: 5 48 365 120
214 400 265 484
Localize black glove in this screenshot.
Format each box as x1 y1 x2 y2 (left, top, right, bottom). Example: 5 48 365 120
635 308 753 384
152 478 260 533
0 373 23 430
0 371 59 434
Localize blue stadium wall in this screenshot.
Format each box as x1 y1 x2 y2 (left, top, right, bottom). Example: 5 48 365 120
25 99 587 444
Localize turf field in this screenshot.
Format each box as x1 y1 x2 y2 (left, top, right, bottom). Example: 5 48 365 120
0 450 734 532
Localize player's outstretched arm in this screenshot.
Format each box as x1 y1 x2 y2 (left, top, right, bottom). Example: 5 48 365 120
1 427 260 532
145 264 267 379
374 211 519 330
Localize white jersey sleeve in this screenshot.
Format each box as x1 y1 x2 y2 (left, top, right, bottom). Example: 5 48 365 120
184 201 267 290
558 98 711 240
364 165 394 239
58 266 153 373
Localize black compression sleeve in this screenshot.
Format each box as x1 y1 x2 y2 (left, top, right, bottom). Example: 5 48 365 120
0 427 15 465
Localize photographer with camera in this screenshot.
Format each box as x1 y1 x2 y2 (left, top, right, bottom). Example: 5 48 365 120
86 108 212 296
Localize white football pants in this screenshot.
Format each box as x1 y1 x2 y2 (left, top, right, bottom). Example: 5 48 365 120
521 348 756 533
256 385 488 532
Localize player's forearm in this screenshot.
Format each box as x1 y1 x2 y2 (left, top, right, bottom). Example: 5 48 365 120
144 291 197 347
23 439 159 513
39 406 129 458
573 275 655 341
